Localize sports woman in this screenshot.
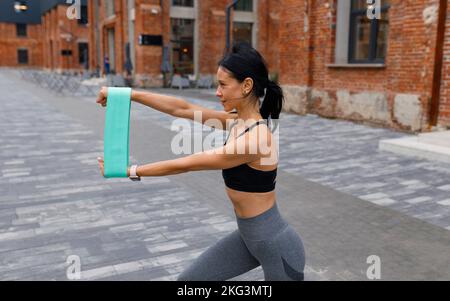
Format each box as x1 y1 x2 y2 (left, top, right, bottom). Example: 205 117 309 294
97 43 305 281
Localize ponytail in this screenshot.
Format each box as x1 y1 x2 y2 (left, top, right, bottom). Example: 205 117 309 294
260 80 284 120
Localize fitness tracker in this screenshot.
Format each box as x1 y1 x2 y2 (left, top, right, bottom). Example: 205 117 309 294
129 165 141 181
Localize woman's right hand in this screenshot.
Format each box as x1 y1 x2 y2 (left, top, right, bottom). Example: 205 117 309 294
96 86 108 107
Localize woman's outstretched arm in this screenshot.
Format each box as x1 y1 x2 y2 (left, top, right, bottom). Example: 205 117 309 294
132 130 271 177
131 89 189 116
96 86 188 116
98 131 269 177
96 87 237 130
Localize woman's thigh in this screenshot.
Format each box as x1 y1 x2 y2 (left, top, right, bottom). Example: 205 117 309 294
246 226 306 281
177 230 260 281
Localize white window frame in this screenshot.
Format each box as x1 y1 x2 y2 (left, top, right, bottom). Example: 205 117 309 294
233 0 258 48
169 0 198 78
334 0 351 64
331 0 386 67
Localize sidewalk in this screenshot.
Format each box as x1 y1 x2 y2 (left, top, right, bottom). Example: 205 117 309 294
0 70 449 280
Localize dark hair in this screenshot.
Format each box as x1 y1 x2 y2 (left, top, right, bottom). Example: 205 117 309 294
218 42 284 121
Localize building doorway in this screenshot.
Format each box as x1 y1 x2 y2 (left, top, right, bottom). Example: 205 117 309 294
107 28 116 72
170 18 194 76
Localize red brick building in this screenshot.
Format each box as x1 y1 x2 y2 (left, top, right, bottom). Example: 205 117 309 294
0 0 90 71
0 0 43 68
88 0 279 86
0 0 449 131
41 1 91 71
278 0 449 131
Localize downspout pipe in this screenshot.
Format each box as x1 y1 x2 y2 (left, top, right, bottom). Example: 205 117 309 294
226 0 240 53
429 0 448 127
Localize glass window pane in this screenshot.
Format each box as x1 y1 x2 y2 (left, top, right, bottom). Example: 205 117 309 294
78 43 89 67
353 15 371 60
172 0 194 7
234 0 253 12
16 23 27 37
233 22 253 45
350 1 390 62
170 18 194 75
78 5 88 25
105 0 115 17
18 49 28 64
376 11 389 59
351 0 367 11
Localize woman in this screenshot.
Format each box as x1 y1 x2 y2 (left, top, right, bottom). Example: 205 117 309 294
96 43 305 281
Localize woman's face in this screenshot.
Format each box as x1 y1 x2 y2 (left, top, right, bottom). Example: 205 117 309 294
216 67 245 112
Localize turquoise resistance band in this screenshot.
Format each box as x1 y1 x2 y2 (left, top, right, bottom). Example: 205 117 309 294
103 87 132 178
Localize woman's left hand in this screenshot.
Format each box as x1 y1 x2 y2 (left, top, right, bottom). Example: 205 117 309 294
97 157 132 177
97 157 104 177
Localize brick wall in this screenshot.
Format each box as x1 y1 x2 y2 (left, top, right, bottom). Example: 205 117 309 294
198 0 281 78
198 0 228 75
262 0 281 76
0 23 43 67
279 0 444 132
1 1 447 131
88 0 165 86
42 5 91 71
135 0 165 77
86 0 280 87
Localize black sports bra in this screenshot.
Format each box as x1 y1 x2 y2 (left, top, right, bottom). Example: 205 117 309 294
222 120 277 193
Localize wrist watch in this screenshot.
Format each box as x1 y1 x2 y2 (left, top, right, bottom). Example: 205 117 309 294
129 165 141 181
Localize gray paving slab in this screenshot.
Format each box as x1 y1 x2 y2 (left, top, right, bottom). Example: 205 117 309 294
0 70 449 281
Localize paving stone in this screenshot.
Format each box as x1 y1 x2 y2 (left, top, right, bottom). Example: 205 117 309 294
0 70 449 281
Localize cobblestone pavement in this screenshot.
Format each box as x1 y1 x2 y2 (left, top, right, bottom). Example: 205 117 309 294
0 70 449 281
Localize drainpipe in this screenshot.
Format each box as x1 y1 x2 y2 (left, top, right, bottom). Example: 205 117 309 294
94 0 101 73
429 0 448 127
226 0 239 53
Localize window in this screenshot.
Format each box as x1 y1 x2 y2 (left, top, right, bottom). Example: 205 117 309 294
16 23 27 37
170 18 194 75
172 0 194 7
233 22 253 45
78 5 88 25
61 50 73 56
349 0 390 63
78 43 89 67
105 0 115 17
234 0 253 12
17 49 28 64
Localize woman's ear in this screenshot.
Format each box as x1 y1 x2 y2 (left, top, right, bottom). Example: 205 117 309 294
242 77 254 95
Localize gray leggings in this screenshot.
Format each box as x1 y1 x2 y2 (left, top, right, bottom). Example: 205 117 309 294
177 203 305 281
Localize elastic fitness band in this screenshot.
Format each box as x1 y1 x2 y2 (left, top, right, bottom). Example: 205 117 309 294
103 87 132 178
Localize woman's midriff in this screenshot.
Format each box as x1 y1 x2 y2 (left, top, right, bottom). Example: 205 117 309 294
226 187 276 219
223 125 278 218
